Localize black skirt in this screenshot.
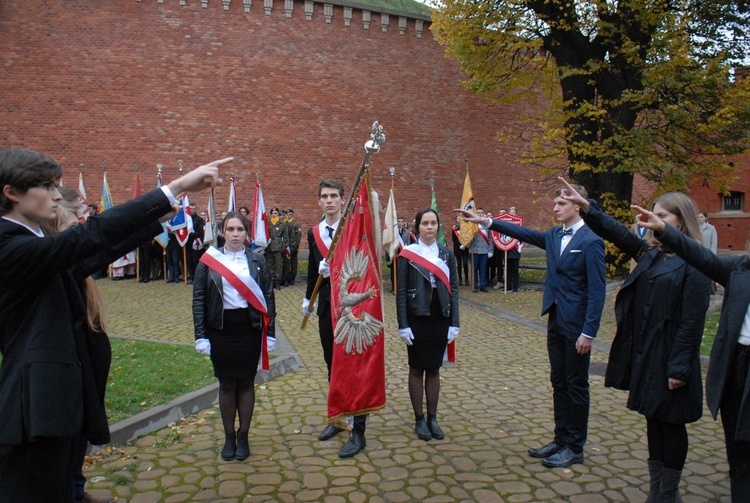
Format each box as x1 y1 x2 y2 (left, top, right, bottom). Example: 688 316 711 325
208 308 262 380
407 291 450 369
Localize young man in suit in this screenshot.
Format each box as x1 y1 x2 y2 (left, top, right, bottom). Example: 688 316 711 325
302 179 367 458
456 184 606 468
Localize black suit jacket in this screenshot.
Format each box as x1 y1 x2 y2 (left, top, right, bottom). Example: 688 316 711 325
657 224 750 440
306 226 332 317
0 188 172 444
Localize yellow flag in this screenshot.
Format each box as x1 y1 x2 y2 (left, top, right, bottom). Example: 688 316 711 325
459 171 477 247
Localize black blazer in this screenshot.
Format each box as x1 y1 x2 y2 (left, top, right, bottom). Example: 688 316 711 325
396 244 459 328
657 224 750 440
0 188 172 444
306 226 331 317
192 247 276 339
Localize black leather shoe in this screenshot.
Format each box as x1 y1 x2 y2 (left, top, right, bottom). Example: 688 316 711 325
415 419 432 441
235 430 250 461
220 432 236 461
542 446 584 468
480 287 488 292
318 424 343 441
528 441 563 459
427 416 444 440
338 432 366 458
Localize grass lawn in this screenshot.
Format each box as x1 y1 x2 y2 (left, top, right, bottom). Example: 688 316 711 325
106 338 214 423
701 310 720 357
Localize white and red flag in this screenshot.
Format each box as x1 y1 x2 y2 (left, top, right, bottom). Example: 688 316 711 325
228 178 237 213
327 175 386 425
251 180 269 252
382 188 399 259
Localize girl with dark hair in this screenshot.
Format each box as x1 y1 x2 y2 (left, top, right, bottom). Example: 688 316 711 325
559 179 710 502
192 211 276 462
396 208 459 441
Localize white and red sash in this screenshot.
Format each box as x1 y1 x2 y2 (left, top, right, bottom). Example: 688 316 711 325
312 222 332 257
452 225 460 241
200 247 271 371
399 243 455 362
477 226 489 244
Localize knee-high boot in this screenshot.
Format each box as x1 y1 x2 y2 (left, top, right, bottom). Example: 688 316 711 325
645 459 663 502
659 467 683 503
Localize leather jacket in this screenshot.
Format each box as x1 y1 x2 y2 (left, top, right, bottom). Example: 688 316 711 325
396 244 459 328
192 248 276 339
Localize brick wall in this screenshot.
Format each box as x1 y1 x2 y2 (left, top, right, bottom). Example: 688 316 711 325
1 0 556 247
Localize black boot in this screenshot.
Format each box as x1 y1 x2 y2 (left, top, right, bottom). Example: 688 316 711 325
645 459 663 502
415 415 431 441
235 430 250 461
221 431 236 461
426 413 444 440
659 467 683 503
339 415 366 458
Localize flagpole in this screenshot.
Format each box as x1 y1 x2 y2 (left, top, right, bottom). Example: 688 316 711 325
301 121 386 329
179 162 189 285
158 164 169 283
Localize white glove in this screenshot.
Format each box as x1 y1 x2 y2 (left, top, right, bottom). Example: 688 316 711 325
447 326 459 344
459 245 466 250
194 338 211 356
302 298 313 317
398 328 414 346
318 259 330 278
488 252 494 259
267 336 277 352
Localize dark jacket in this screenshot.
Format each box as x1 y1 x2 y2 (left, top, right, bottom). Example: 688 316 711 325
192 247 276 339
0 188 172 445
396 244 459 328
488 218 606 338
306 226 331 316
584 202 709 423
657 224 750 439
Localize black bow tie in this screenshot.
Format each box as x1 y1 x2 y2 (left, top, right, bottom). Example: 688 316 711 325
326 226 334 239
559 228 573 238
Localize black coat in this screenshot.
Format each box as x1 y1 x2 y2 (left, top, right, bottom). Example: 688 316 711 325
192 247 276 339
396 244 459 328
658 224 750 439
0 188 172 445
584 202 710 423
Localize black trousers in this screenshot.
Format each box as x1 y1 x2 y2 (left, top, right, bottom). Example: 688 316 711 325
0 436 78 502
720 343 750 501
547 322 590 454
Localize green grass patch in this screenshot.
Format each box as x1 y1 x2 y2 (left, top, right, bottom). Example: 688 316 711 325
106 339 214 423
701 310 720 357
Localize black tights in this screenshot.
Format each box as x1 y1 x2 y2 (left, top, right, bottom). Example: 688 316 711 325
219 378 255 434
409 367 440 417
646 417 688 470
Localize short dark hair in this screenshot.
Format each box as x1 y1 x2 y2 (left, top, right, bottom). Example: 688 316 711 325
555 183 588 199
0 149 63 214
414 208 440 236
318 179 345 198
58 186 80 203
222 211 251 233
700 211 709 218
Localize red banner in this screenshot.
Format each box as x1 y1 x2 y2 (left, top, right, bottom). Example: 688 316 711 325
327 175 386 424
490 213 524 251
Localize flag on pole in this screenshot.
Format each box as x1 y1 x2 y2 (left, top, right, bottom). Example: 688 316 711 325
382 188 399 259
203 191 216 247
431 188 447 246
251 180 269 252
154 169 170 248
78 171 89 219
228 178 237 213
167 194 194 248
327 174 386 426
458 171 477 246
100 173 114 212
132 172 142 199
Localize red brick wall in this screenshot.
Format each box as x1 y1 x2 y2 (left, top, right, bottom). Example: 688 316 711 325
1 0 554 247
689 152 750 251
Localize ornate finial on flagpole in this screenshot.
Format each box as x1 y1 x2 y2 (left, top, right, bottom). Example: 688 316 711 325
103 161 108 173
389 166 395 179
80 162 84 173
429 178 435 193
157 163 163 174
256 172 261 182
464 158 469 171
365 121 385 153
134 162 139 174
178 161 184 175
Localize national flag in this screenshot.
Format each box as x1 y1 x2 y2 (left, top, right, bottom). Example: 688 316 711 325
382 188 399 259
100 173 114 212
458 171 477 246
132 172 142 199
431 188 447 246
78 170 90 219
327 174 386 426
203 191 216 246
228 178 237 213
154 169 170 248
251 180 270 252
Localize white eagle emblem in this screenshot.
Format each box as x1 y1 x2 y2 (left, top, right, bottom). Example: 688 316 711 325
333 247 383 355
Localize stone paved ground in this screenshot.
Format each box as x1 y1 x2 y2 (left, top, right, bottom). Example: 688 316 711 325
86 279 730 502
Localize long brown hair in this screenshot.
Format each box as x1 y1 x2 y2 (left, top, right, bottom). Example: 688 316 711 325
48 201 107 332
646 192 703 250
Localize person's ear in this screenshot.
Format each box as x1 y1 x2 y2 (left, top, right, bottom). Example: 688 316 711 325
2 185 21 204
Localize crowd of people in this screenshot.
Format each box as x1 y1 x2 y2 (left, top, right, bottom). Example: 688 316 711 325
1 148 747 503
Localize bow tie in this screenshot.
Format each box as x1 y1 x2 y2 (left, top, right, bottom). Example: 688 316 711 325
559 228 573 238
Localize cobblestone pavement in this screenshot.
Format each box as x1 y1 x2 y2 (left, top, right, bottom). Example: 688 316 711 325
86 279 730 502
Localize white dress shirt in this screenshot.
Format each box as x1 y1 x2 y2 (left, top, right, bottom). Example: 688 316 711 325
221 248 251 309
